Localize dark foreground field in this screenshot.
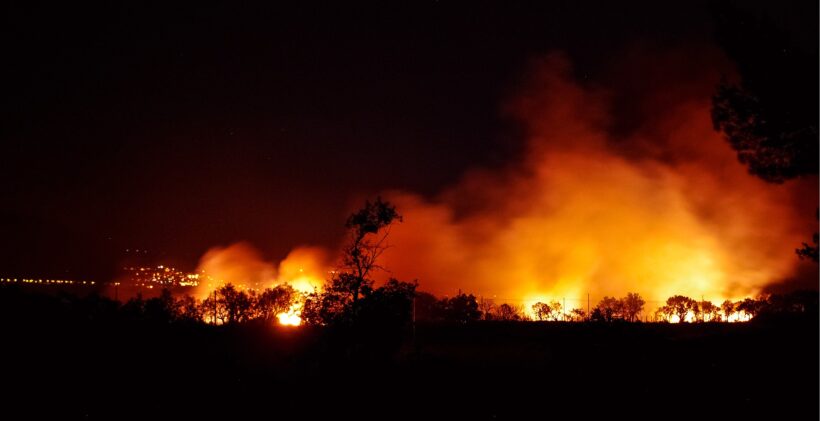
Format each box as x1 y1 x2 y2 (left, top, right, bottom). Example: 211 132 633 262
1 296 817 420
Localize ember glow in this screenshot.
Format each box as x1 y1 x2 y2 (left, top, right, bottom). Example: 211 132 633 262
277 306 303 326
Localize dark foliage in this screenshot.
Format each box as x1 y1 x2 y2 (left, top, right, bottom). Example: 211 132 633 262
341 197 402 304
796 209 819 263
591 293 645 322
711 2 818 183
0 284 816 419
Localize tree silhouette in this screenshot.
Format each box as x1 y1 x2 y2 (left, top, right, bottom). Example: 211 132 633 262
720 300 736 322
547 300 563 321
301 280 350 325
412 291 439 322
698 300 720 322
478 298 496 321
796 210 819 263
796 233 819 262
595 296 621 322
758 290 819 318
255 284 297 321
356 279 418 332
121 293 147 320
496 303 522 321
655 305 674 322
302 198 404 326
736 297 764 320
440 293 481 323
176 295 203 323
340 197 402 304
143 289 179 323
569 308 587 321
665 295 698 322
711 2 818 183
213 284 253 324
621 293 645 322
711 2 818 271
531 302 551 321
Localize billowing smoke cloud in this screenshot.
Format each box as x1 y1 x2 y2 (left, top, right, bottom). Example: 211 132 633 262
194 242 276 298
273 246 331 294
194 242 329 299
372 51 817 307
193 49 816 310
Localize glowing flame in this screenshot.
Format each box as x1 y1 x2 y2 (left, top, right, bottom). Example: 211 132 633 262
276 307 302 326
193 242 276 299
668 312 697 324
667 310 751 323
189 50 816 313
275 247 328 294
193 244 329 299
190 244 329 325
370 52 816 305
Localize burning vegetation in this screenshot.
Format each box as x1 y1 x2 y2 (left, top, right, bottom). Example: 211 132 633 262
7 51 813 329
374 52 816 311
79 188 814 328
163 51 816 326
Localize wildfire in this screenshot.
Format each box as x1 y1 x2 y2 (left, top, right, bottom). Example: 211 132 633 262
276 305 303 326
187 244 331 325
192 244 329 299
667 311 751 323
274 247 329 294
369 52 816 305
185 51 816 320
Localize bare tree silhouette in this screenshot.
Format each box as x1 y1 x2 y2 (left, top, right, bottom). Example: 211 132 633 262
339 197 402 305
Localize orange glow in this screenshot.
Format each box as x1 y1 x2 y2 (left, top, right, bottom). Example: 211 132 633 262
274 247 329 294
666 310 751 323
667 312 696 324
370 52 816 305
194 242 276 299
193 243 330 300
189 51 816 317
276 311 302 326
192 244 329 324
276 302 304 326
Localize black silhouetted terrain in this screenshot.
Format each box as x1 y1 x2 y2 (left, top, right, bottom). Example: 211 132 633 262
0 285 816 420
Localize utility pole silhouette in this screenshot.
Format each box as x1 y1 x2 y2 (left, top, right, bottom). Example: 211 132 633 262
412 294 416 346
212 290 217 324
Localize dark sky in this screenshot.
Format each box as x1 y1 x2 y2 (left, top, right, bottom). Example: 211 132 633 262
1 1 815 280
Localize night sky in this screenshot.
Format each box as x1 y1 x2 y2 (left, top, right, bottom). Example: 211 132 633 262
1 1 816 280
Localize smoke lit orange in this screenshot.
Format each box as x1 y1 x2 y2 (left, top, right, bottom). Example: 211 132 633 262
372 52 817 312
190 51 817 318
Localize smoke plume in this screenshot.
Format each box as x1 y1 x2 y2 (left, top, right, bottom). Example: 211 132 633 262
193 49 817 310
373 50 816 307
194 242 329 299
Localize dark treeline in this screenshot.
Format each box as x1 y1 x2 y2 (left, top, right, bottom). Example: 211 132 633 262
0 282 817 420
0 197 816 419
413 290 817 323
2 283 816 329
